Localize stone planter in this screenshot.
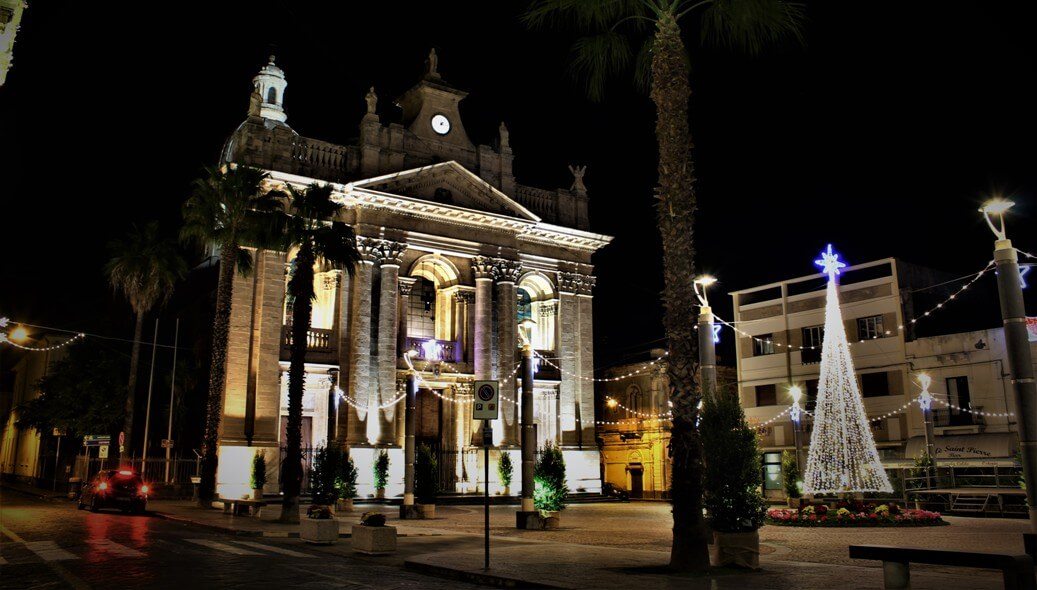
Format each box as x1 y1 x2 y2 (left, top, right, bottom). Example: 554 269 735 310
351 525 397 555
541 510 560 529
375 488 385 500
300 518 339 545
252 489 264 501
336 498 354 513
417 503 435 519
502 485 510 496
710 530 760 570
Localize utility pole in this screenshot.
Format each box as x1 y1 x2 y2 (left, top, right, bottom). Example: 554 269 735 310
694 276 719 397
142 319 159 466
164 319 179 483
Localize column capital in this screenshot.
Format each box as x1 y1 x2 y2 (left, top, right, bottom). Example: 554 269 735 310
491 258 522 284
578 274 596 296
374 239 406 267
557 271 594 295
399 276 417 296
356 236 381 263
454 289 475 304
472 255 495 280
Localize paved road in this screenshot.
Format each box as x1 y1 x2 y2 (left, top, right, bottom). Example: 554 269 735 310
0 493 482 590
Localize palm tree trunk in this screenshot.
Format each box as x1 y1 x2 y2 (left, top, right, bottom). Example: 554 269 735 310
280 246 314 523
651 13 710 572
121 310 145 462
198 246 238 506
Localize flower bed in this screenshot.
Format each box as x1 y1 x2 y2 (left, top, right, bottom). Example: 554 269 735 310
766 502 946 527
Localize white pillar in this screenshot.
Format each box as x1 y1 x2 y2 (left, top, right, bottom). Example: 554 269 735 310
375 240 405 445
494 258 522 446
347 238 379 445
472 257 494 446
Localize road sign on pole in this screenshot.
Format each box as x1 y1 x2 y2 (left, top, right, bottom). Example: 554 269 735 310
83 435 111 447
161 439 174 449
473 381 499 420
98 445 109 459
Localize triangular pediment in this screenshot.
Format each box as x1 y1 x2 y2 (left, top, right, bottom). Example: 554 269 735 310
349 161 539 222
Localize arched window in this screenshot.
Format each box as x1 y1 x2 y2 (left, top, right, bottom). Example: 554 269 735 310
517 273 556 351
266 87 277 104
627 386 642 414
407 278 436 339
517 288 532 323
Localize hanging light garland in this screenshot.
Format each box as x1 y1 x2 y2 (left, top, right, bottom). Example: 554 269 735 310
533 349 668 383
0 316 86 352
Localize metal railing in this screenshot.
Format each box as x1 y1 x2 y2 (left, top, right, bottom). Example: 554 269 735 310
72 456 200 485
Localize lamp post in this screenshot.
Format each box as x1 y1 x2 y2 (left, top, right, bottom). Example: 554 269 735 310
915 373 937 489
694 276 718 397
518 318 537 521
401 349 419 517
788 385 805 478
980 199 1037 531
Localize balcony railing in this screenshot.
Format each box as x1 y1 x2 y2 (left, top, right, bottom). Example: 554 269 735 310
405 337 460 363
282 326 335 354
933 407 984 428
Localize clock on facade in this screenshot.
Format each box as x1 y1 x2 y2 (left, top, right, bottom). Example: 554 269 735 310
430 114 451 135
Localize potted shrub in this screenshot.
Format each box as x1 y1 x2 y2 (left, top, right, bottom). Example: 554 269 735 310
300 505 338 544
781 450 801 508
250 451 267 500
415 443 439 519
497 451 513 496
352 511 397 555
373 451 390 499
336 454 358 512
534 442 567 528
310 445 340 510
701 388 767 569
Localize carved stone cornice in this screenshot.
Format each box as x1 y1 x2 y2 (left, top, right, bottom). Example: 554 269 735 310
578 274 596 296
472 256 495 280
454 290 475 304
374 239 406 267
491 258 522 284
556 271 582 294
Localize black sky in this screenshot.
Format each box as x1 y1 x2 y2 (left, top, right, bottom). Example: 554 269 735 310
2 1 1035 368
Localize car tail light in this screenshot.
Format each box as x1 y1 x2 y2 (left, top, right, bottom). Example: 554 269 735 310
118 470 133 476
98 482 108 491
140 485 149 494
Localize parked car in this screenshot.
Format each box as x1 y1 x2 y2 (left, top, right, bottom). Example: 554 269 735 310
78 469 149 513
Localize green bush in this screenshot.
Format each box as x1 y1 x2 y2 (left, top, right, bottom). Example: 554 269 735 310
311 445 342 505
374 451 390 492
336 455 358 500
781 450 800 499
701 389 767 533
497 451 513 489
415 444 440 503
250 451 267 491
534 443 568 512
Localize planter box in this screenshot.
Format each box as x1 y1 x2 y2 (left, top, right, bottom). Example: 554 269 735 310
351 525 397 555
417 503 436 519
336 498 354 513
710 530 760 570
252 489 264 501
786 497 801 508
300 518 339 545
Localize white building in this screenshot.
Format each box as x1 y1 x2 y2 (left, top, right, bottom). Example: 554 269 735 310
214 53 611 498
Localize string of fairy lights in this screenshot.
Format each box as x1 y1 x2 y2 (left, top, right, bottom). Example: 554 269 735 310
0 317 85 351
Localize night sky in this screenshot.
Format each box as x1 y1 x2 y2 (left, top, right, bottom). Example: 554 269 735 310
2 1 1035 369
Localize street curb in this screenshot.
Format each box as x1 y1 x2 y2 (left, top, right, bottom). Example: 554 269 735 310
0 482 69 502
151 509 443 539
403 559 563 589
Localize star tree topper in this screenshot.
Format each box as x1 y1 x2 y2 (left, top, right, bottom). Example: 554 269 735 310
814 243 846 279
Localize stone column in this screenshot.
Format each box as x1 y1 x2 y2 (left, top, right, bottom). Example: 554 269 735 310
556 272 581 446
375 240 406 446
577 275 597 446
334 270 352 443
471 257 494 446
459 290 475 364
346 238 379 445
494 258 522 447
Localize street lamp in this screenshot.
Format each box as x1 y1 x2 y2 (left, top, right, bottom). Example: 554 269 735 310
518 317 537 524
694 276 718 396
788 385 805 478
401 348 419 517
9 325 28 343
980 198 1037 531
915 373 937 488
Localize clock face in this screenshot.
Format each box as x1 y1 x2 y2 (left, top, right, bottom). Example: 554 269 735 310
430 114 451 135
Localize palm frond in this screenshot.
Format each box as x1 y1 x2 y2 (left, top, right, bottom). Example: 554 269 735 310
568 32 636 102
106 221 187 314
524 0 649 33
699 0 805 56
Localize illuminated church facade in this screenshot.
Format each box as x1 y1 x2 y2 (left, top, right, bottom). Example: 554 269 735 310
215 53 611 498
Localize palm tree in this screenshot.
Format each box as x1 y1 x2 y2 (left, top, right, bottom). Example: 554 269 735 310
524 0 803 572
181 165 283 506
106 222 187 461
277 183 359 523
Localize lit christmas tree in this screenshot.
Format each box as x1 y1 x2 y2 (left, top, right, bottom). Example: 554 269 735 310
802 245 893 494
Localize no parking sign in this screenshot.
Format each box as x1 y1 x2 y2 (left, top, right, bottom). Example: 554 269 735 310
473 380 499 420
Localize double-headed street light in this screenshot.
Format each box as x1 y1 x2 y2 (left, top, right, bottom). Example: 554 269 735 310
980 198 1037 531
694 276 719 397
401 348 419 516
518 318 537 521
788 385 805 477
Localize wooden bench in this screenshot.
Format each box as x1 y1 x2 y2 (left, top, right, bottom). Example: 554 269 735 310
849 544 1036 590
220 498 267 518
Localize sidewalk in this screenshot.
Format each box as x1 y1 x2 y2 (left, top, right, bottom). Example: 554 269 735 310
0 479 70 501
404 543 1006 589
148 499 452 539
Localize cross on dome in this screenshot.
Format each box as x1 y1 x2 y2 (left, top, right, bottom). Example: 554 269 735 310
814 244 846 279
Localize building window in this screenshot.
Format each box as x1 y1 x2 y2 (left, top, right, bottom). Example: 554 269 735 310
407 278 436 339
859 372 890 398
805 379 819 409
755 384 778 406
754 334 775 356
857 315 885 340
517 288 532 323
627 386 642 413
266 87 277 104
801 326 824 364
762 452 782 491
946 376 971 412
